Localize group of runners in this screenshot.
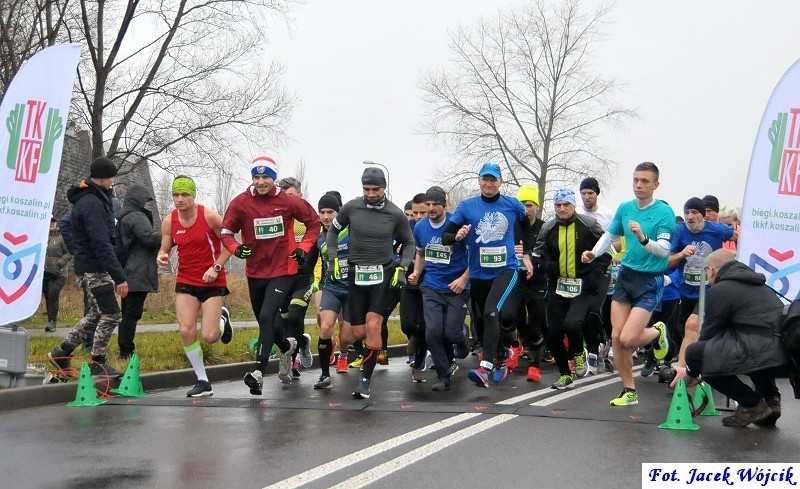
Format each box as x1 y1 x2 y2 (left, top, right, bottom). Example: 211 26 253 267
52 154 740 405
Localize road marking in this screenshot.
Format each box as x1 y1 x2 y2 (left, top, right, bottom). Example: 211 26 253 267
496 371 615 404
262 412 480 489
327 414 517 489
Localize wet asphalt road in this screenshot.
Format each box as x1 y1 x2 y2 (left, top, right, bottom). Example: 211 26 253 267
1 357 799 489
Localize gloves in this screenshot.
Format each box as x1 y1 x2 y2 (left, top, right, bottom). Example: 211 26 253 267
391 266 407 288
289 248 306 265
326 257 342 282
234 244 252 258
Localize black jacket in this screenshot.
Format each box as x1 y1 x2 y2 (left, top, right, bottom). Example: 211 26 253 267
533 212 610 295
67 179 127 284
117 185 161 292
698 260 787 376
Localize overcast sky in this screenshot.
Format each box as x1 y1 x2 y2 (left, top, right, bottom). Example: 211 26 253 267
246 0 800 214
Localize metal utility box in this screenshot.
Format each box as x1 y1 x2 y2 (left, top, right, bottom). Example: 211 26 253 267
0 326 29 374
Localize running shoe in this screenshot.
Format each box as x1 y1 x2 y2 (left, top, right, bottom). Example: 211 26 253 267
551 374 574 390
492 349 511 383
278 337 297 384
468 362 492 388
573 349 588 378
641 354 656 378
89 361 123 379
652 321 669 361
542 349 555 365
411 368 426 383
587 353 598 376
610 388 639 406
335 355 349 373
313 374 332 390
299 333 313 368
292 358 302 378
508 341 523 370
352 378 371 399
349 355 363 369
244 370 263 395
470 341 482 357
47 348 71 374
447 361 459 377
377 350 389 365
220 306 233 344
186 380 213 397
526 365 541 383
406 354 415 365
431 376 451 391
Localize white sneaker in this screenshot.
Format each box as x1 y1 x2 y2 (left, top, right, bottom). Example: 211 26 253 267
299 333 313 368
278 337 297 384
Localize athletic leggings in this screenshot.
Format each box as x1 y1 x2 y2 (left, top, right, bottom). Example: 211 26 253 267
248 276 295 372
469 269 518 364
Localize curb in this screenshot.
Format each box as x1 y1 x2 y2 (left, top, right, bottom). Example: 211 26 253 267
0 344 408 413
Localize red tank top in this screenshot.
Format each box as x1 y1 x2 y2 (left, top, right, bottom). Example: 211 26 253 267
171 205 226 287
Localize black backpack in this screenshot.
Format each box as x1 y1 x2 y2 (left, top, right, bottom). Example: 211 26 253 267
780 298 800 399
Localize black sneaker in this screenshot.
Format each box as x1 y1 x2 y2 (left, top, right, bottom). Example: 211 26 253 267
47 348 71 373
186 380 213 397
244 370 263 396
90 361 123 379
432 376 451 391
220 306 233 344
313 375 332 389
352 378 371 399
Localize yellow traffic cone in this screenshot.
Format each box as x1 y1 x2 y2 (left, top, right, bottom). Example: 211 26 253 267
110 354 148 398
658 379 700 430
67 362 107 407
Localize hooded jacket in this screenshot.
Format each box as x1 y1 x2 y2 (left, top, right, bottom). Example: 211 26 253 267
66 178 127 284
117 185 162 292
697 260 787 376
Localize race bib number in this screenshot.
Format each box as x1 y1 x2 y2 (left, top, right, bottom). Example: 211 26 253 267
556 277 582 298
479 246 507 268
339 258 349 279
683 266 703 286
424 244 452 264
254 216 284 240
354 265 383 286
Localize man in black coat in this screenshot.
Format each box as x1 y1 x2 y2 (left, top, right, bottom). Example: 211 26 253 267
673 249 787 427
116 185 162 359
48 157 129 378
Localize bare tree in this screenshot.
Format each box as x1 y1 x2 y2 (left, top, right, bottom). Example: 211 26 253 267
214 166 236 216
153 170 174 220
62 0 296 177
421 0 633 211
0 0 69 102
294 157 309 196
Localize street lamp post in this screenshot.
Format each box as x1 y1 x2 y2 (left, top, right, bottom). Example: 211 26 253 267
362 160 391 200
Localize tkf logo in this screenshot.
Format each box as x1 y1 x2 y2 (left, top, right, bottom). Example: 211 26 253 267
768 107 800 196
5 99 62 184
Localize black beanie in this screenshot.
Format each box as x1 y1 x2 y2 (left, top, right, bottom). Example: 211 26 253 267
579 177 600 194
684 197 706 217
361 167 387 188
326 190 343 207
424 187 447 206
90 157 118 178
702 194 719 213
318 193 340 213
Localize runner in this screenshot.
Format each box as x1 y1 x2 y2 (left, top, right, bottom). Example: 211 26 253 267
220 156 321 394
156 176 234 397
326 167 415 399
442 162 533 388
582 162 674 406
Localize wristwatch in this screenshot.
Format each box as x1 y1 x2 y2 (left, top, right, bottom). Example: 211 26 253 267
212 263 222 272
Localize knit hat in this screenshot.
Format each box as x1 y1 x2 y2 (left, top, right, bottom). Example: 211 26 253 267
516 186 540 205
361 167 387 187
171 176 196 197
702 194 720 213
251 155 278 180
579 177 600 195
318 193 341 213
326 190 343 207
90 157 118 178
553 186 576 207
684 197 706 216
424 187 447 206
278 176 302 192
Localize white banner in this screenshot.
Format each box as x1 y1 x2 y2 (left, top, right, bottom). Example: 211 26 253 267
739 58 800 301
0 44 81 324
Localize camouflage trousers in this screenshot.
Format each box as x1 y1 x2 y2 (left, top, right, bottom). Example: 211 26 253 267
65 272 121 358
